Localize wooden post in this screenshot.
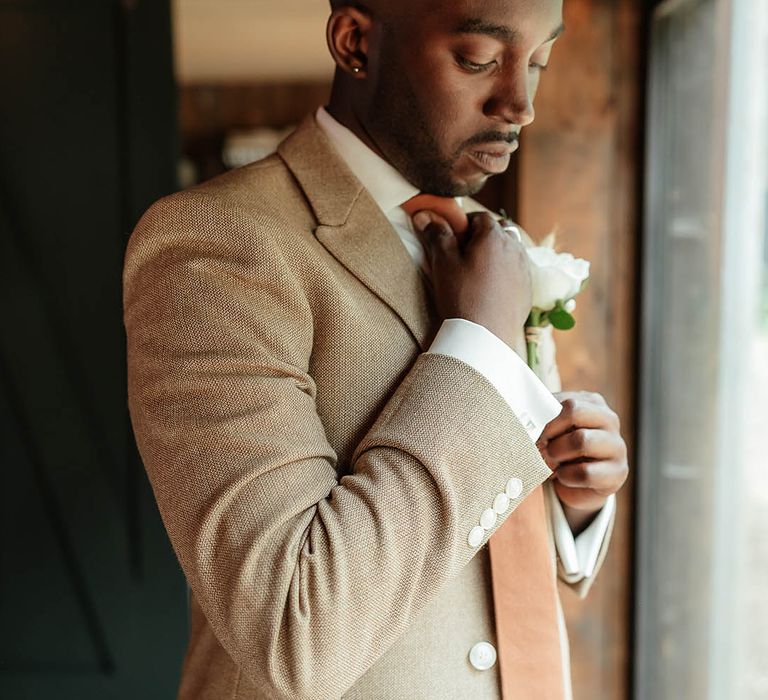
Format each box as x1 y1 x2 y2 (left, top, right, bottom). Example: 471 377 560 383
516 1 645 697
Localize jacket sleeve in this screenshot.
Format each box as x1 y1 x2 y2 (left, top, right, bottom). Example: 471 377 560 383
123 190 553 700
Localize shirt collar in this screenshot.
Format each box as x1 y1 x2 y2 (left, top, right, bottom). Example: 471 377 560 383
315 106 420 214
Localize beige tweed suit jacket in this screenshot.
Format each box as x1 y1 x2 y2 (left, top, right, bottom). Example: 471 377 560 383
123 112 615 700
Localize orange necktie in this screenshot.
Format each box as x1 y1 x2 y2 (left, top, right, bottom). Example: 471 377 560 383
401 193 469 240
403 194 566 699
488 485 565 699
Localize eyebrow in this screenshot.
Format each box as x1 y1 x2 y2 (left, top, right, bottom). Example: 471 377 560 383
452 19 565 45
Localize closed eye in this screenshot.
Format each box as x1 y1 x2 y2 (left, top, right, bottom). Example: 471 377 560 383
457 54 549 73
456 55 497 73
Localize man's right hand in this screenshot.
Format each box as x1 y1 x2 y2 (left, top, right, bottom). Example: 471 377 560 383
412 210 532 356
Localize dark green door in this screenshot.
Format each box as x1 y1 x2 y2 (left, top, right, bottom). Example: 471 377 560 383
0 1 187 697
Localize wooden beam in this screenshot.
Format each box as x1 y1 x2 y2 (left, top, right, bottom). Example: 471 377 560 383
516 1 646 697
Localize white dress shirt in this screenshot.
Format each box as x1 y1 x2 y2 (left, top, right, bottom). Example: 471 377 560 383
314 105 614 583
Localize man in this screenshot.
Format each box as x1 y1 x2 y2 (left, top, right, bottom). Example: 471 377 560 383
124 0 629 698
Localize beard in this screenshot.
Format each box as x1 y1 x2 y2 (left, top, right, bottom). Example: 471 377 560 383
365 34 481 197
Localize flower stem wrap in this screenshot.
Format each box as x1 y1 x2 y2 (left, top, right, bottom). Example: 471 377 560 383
525 309 544 373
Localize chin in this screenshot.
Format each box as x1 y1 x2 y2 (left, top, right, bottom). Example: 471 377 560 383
410 162 489 198
450 174 490 197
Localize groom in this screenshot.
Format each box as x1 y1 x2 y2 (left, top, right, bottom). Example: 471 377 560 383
124 0 628 698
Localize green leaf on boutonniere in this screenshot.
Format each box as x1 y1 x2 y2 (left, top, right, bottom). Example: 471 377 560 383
578 277 590 293
549 301 576 330
549 309 575 330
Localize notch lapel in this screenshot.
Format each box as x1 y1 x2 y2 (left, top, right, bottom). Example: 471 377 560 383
278 114 436 351
315 202 436 351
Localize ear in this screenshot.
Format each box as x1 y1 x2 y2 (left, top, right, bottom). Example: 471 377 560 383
326 6 374 78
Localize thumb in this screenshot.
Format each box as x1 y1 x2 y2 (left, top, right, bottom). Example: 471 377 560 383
410 210 459 259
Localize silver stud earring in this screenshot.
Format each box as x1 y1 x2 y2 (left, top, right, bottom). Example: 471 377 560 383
352 66 361 74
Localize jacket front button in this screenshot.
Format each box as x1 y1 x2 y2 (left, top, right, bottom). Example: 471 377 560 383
468 641 497 671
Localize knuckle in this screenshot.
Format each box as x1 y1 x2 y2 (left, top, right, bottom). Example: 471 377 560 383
572 430 590 456
473 211 497 228
620 441 629 462
567 431 580 452
428 225 454 251
467 212 494 236
572 462 591 485
429 222 451 238
421 224 437 243
615 462 629 488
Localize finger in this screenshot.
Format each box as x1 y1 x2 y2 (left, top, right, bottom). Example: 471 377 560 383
411 210 459 262
538 398 618 444
493 214 524 243
544 428 624 465
412 209 452 240
467 210 530 241
406 195 469 236
462 213 524 266
498 218 532 245
552 480 609 512
554 459 623 492
466 210 499 229
553 390 609 408
464 211 505 242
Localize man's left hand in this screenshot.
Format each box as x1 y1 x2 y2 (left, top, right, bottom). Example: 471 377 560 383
536 391 629 532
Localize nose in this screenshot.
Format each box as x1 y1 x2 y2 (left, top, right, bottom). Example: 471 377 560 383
483 64 536 127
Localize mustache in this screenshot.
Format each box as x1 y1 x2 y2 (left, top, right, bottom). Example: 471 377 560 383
461 130 520 150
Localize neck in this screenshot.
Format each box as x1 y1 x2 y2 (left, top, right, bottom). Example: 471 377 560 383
327 78 390 163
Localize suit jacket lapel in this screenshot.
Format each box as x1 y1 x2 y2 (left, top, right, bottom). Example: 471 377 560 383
314 203 436 351
278 113 436 351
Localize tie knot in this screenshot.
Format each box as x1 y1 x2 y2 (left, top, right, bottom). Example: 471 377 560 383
401 194 469 236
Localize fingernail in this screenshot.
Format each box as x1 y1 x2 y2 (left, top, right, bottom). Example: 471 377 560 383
412 211 430 232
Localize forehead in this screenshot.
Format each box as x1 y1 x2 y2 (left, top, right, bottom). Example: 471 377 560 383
416 0 563 41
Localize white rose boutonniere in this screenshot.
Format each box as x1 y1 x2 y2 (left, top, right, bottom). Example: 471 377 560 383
509 223 591 375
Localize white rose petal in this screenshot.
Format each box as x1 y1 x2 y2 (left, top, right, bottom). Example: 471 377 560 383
564 299 577 313
526 247 590 312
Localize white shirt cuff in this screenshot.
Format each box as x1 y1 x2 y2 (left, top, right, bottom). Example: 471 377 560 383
547 485 617 580
426 318 563 443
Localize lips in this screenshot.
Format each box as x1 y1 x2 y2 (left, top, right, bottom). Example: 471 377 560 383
466 140 519 174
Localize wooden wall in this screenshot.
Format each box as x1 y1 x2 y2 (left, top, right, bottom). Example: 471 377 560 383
179 82 331 182
517 1 645 698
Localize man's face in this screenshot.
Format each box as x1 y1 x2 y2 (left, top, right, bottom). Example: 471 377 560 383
364 0 563 196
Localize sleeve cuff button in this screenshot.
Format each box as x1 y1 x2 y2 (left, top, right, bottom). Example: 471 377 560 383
480 508 497 530
493 492 510 514
506 477 523 499
468 525 485 547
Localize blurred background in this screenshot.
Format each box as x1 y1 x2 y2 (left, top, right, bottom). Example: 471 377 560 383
0 0 765 698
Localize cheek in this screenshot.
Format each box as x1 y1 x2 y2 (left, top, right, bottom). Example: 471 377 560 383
529 71 543 101
414 65 490 148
